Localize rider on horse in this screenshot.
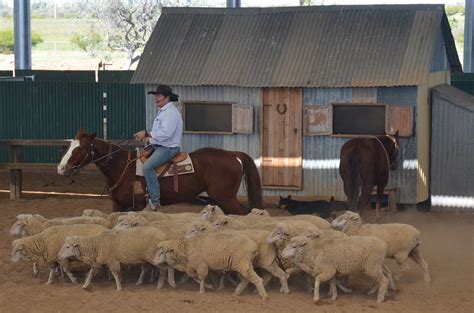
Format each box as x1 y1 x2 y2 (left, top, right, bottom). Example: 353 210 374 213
134 85 183 210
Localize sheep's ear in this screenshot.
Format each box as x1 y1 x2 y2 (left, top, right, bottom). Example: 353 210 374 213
131 221 139 227
200 226 206 231
223 220 228 225
89 132 97 140
73 242 80 248
299 241 307 247
288 195 292 199
279 195 283 200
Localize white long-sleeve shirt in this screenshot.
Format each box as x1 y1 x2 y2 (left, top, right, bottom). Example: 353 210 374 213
149 102 183 148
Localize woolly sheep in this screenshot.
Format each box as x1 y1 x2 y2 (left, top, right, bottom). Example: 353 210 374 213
273 215 331 229
282 235 389 303
82 209 128 226
185 220 289 294
153 232 268 299
10 214 111 238
331 211 431 283
11 224 108 284
58 227 169 291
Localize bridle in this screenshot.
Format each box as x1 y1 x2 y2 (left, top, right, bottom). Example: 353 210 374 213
66 139 131 176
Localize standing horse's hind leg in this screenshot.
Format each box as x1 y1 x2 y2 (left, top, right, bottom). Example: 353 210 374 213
375 185 385 222
358 185 373 220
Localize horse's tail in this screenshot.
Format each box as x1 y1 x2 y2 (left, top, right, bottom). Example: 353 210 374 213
350 153 361 211
233 152 263 209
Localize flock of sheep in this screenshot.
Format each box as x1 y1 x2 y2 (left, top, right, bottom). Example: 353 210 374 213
10 206 431 304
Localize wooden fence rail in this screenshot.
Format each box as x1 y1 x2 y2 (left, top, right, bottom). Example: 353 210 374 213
0 140 143 200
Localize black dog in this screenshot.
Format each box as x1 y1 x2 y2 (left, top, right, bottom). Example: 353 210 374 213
278 195 334 218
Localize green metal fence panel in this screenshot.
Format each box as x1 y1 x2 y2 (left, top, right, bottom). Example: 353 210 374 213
0 70 13 77
101 83 145 139
98 71 135 83
0 81 102 162
452 73 474 95
15 70 96 82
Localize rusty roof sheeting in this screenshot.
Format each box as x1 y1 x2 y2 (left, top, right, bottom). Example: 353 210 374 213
132 5 462 87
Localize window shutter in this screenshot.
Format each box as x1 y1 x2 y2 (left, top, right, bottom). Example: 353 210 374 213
385 105 414 137
304 105 332 135
232 104 253 134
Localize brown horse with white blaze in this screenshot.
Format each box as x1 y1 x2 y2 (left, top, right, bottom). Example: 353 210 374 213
339 131 400 216
57 129 262 215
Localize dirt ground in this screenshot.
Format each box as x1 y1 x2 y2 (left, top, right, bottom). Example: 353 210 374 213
0 169 473 313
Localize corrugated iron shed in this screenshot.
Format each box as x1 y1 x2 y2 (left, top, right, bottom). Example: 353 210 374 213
132 5 461 87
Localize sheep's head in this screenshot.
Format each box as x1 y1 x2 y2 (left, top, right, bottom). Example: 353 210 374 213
281 236 310 261
212 216 232 230
154 241 180 266
82 209 106 217
199 205 224 222
185 221 211 239
249 208 271 217
114 214 148 230
58 237 81 260
331 211 361 232
11 240 31 263
266 225 291 245
9 214 33 238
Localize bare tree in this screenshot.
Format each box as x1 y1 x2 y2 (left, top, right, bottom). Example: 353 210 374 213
77 0 177 69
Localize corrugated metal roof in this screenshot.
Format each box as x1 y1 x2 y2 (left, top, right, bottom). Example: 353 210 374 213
132 5 461 87
432 84 474 111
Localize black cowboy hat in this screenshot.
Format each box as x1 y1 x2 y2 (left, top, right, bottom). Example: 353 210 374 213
147 84 179 102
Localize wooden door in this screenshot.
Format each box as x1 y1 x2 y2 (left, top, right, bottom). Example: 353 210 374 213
261 88 303 189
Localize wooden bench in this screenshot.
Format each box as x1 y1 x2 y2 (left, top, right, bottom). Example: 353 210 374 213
0 139 143 200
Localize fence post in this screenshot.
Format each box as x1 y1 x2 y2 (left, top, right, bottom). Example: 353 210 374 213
10 145 22 200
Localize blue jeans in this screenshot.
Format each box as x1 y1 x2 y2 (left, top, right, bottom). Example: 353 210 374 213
143 145 180 205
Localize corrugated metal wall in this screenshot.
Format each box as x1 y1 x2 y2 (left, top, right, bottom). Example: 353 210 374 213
145 84 419 203
431 86 474 211
0 80 145 163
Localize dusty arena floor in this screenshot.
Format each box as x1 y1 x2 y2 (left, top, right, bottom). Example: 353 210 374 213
0 169 473 313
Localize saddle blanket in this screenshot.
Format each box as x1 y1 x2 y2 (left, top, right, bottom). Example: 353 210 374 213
136 151 195 177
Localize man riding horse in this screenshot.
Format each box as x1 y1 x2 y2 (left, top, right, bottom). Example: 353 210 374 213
134 85 182 211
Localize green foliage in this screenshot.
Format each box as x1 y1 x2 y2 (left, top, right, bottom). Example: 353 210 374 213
71 31 105 57
0 29 43 54
445 5 464 16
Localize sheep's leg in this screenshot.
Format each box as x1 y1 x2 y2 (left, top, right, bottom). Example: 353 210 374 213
233 274 250 296
33 263 39 278
240 267 267 300
409 246 431 284
82 267 99 289
373 270 389 303
46 267 56 285
261 272 273 287
156 266 167 289
196 266 209 294
329 278 338 300
109 262 122 291
149 268 156 283
313 270 336 304
136 265 146 285
394 252 410 281
268 263 290 294
167 266 177 288
336 279 352 293
382 264 397 291
217 274 226 291
306 274 314 293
